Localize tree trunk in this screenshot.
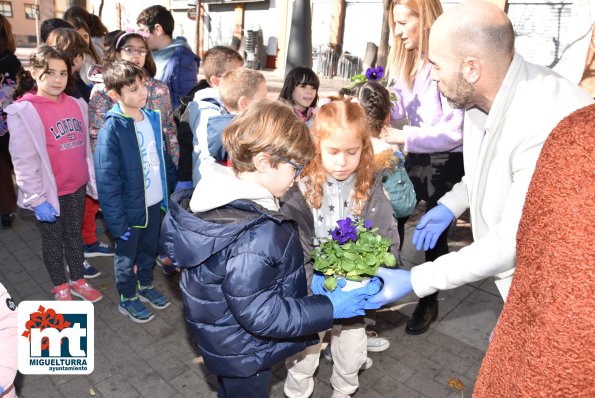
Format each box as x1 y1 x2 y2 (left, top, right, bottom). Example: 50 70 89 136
98 0 104 17
376 0 391 68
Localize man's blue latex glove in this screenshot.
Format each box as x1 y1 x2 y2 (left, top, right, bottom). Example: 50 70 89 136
364 267 413 310
174 180 193 192
33 201 58 222
313 274 382 318
411 203 454 251
119 227 131 241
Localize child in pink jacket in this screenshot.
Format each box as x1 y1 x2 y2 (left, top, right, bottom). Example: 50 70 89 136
6 45 102 302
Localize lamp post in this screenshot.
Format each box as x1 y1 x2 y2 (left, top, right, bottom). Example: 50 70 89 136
286 0 312 72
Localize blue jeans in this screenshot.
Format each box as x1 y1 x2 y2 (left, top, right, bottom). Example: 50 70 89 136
114 203 161 298
217 370 271 398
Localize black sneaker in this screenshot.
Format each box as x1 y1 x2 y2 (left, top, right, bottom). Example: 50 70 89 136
83 241 115 258
83 260 101 279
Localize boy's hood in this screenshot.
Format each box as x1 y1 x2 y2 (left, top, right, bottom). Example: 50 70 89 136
193 87 221 103
162 188 287 269
189 161 279 213
154 37 192 57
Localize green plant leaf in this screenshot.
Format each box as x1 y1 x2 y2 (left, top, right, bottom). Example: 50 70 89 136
324 276 337 291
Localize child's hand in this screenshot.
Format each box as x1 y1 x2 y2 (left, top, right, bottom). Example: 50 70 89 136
318 277 382 319
119 227 131 241
33 201 58 222
381 127 406 145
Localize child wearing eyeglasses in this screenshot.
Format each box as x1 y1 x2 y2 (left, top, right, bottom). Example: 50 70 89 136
88 30 179 164
160 98 381 398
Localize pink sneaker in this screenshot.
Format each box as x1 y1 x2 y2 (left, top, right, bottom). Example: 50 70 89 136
70 279 103 303
52 283 72 301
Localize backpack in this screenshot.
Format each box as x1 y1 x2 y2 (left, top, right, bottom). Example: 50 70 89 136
0 72 16 137
382 155 417 218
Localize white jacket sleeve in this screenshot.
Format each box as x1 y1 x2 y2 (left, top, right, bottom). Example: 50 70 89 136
411 131 545 298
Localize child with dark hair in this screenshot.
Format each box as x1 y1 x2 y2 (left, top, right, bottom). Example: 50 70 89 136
136 4 200 107
94 60 176 323
279 66 320 127
88 14 108 60
46 28 92 102
89 30 178 164
46 27 115 276
40 18 73 43
6 45 102 302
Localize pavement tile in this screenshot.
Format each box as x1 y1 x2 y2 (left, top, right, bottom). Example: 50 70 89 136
126 370 179 397
433 289 503 352
434 368 475 398
93 373 141 398
144 346 194 380
169 368 217 397
55 375 99 396
16 375 61 398
404 370 454 397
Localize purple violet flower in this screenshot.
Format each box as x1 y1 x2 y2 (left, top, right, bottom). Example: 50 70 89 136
331 218 358 244
365 66 385 81
363 219 374 230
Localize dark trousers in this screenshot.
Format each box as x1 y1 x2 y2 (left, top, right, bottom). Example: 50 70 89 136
114 203 161 298
38 186 86 286
217 370 272 398
0 135 16 216
397 152 464 303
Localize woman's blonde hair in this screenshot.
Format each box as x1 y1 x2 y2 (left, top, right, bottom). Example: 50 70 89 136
222 99 314 174
386 0 443 88
303 98 375 215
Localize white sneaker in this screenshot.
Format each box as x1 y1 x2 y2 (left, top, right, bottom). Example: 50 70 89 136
366 330 390 352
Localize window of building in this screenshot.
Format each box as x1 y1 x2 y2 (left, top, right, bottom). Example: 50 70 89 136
24 4 36 19
0 1 13 17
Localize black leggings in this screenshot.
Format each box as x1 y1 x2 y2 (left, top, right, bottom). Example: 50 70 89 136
38 186 86 286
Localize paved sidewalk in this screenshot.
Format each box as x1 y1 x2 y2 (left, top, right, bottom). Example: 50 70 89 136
1 202 502 398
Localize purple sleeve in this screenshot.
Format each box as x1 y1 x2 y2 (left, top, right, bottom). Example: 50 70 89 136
391 63 464 153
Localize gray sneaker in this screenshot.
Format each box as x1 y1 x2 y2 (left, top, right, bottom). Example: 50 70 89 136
366 330 390 352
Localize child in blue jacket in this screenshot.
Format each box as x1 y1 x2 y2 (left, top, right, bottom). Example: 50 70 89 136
160 99 380 398
94 60 176 323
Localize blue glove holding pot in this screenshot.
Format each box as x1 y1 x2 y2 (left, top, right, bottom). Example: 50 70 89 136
33 201 58 222
312 273 382 318
412 204 454 251
364 267 413 310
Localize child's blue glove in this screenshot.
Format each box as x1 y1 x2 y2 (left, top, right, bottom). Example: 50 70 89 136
411 204 454 251
313 273 382 319
174 180 193 192
33 201 58 222
364 268 413 310
119 227 131 241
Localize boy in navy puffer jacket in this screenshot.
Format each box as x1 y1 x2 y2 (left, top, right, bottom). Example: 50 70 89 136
160 99 381 398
